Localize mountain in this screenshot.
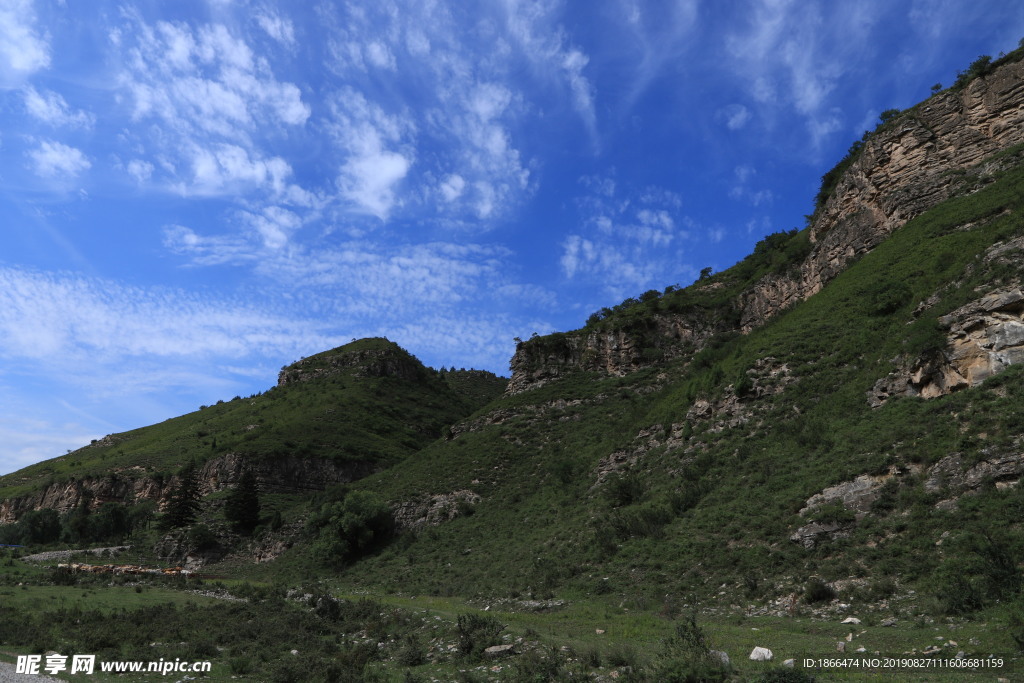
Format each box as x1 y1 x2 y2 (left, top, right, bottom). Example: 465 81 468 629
3 46 1024 680
0 338 505 525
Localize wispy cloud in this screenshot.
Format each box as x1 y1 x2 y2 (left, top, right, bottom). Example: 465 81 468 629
723 0 879 150
27 140 91 178
0 266 335 363
23 87 93 127
0 0 50 87
562 178 694 297
113 13 310 200
255 11 295 46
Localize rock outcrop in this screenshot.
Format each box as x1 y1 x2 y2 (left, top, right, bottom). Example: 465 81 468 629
278 338 427 386
392 490 481 530
792 448 1024 546
868 287 1024 406
507 312 731 394
0 452 377 524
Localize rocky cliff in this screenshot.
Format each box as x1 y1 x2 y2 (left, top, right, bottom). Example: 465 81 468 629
0 452 375 525
278 337 427 386
507 311 732 394
742 57 1024 330
510 55 1024 393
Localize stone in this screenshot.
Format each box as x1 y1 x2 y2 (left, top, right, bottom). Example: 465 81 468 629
836 641 846 653
709 650 730 666
783 659 795 668
841 617 861 624
749 647 773 661
484 644 515 658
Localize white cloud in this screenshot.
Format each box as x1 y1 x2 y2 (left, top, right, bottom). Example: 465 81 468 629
27 140 91 178
724 0 874 149
184 143 292 196
365 40 396 69
242 205 302 250
0 266 335 363
256 12 295 45
126 159 154 183
23 87 92 127
729 164 774 206
718 103 751 130
500 0 598 142
440 174 466 202
328 88 414 220
115 14 310 196
0 0 50 87
565 181 691 292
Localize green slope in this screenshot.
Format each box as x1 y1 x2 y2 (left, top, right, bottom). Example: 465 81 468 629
322 146 1024 613
0 338 506 500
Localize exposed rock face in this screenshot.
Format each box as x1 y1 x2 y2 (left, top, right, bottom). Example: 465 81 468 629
392 490 481 530
0 453 377 525
198 452 377 496
278 339 426 386
792 449 1024 546
925 451 1024 508
868 287 1024 406
0 474 166 525
790 466 915 549
510 57 1024 393
745 59 1024 330
507 312 729 394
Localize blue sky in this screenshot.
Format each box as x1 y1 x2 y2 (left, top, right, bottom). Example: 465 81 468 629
2 0 1023 475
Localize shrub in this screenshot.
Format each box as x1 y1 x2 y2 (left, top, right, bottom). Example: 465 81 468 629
804 579 836 604
651 612 731 682
309 491 395 566
456 613 505 660
605 471 646 507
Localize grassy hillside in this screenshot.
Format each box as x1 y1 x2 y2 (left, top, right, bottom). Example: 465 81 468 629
314 144 1024 622
0 338 505 501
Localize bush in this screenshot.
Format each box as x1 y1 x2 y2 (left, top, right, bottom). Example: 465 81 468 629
605 471 645 507
309 491 394 566
651 612 731 682
456 613 505 660
804 579 836 604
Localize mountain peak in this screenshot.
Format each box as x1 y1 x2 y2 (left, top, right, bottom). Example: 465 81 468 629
277 337 427 386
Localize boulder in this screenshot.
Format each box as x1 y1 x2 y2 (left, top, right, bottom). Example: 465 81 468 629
484 644 515 658
749 647 773 661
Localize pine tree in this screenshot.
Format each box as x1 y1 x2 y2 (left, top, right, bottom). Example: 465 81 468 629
225 469 261 534
160 460 200 530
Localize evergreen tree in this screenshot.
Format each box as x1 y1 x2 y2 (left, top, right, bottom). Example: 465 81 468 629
160 460 200 530
225 469 261 534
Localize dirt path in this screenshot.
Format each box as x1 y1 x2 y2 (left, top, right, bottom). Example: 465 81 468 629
19 546 131 562
0 661 64 682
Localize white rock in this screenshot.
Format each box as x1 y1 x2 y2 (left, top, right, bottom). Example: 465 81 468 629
710 650 730 666
749 646 773 661
484 644 515 658
783 659 795 668
842 617 861 624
